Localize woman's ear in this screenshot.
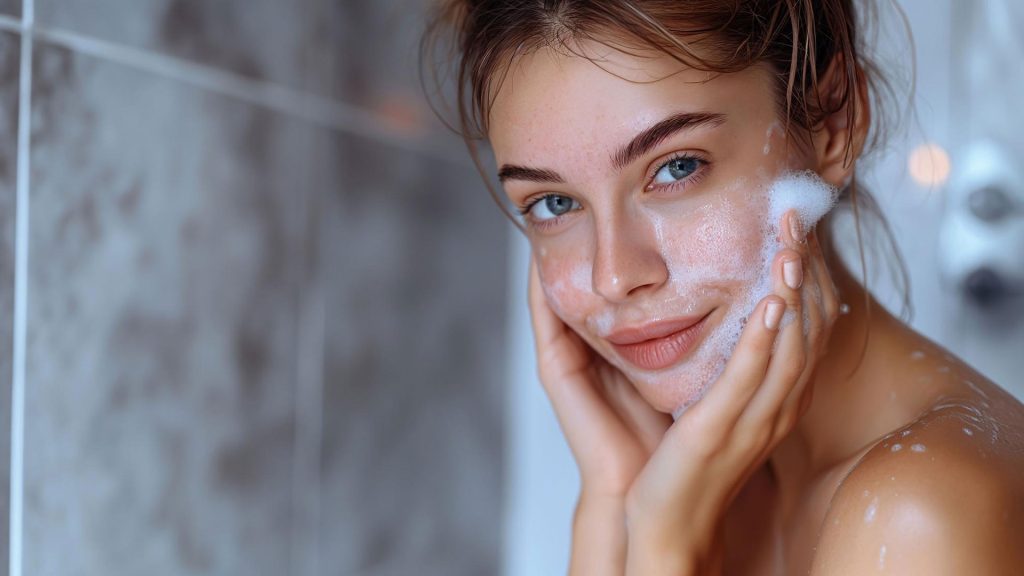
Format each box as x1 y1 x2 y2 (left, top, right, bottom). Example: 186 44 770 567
812 56 871 188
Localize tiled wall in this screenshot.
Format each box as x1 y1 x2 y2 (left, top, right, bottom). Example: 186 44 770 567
1 2 507 575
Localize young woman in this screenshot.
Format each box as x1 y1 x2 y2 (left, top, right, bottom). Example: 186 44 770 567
425 1 1024 574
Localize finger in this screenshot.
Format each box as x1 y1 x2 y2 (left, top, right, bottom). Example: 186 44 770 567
781 209 808 249
787 211 838 334
808 230 840 328
675 295 787 442
769 232 838 439
737 248 808 436
527 255 573 358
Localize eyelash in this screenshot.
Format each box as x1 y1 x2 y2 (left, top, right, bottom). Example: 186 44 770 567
516 152 710 230
645 152 710 193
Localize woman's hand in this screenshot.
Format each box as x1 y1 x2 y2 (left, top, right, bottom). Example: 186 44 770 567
527 209 839 575
527 252 675 576
622 211 841 575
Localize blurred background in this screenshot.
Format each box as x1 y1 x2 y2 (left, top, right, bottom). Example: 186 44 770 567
0 1 1018 576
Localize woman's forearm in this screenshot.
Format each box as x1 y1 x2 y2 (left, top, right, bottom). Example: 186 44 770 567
623 517 723 576
569 493 628 576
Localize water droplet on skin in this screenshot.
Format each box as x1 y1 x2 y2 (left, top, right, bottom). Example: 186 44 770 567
891 443 903 452
910 444 926 453
839 303 850 315
900 430 912 437
879 544 888 569
864 497 879 524
964 379 990 399
963 427 974 436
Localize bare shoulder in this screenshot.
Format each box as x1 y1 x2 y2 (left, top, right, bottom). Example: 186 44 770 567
810 392 1024 575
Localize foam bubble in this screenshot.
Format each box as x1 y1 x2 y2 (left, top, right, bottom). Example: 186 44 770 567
767 170 840 231
749 171 839 331
763 121 784 156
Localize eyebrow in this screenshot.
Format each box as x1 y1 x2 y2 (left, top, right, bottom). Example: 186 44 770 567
611 111 726 171
497 111 726 184
497 165 565 184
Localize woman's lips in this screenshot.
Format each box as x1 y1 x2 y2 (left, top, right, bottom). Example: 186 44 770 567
607 313 712 371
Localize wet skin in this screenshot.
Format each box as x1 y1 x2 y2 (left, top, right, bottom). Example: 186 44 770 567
491 40 1024 575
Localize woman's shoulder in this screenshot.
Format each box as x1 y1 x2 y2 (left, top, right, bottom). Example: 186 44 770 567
811 386 1024 574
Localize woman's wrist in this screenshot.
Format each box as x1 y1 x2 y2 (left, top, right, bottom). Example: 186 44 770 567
623 526 698 576
623 516 723 576
569 492 628 576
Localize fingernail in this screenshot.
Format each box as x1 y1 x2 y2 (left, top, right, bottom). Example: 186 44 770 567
765 301 784 330
784 259 802 290
789 214 804 243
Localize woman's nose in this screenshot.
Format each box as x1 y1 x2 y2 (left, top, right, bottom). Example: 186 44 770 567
591 214 669 302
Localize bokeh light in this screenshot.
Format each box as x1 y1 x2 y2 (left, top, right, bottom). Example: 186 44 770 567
908 142 952 188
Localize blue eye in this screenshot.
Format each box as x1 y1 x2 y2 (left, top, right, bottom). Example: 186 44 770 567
528 194 580 222
653 156 702 185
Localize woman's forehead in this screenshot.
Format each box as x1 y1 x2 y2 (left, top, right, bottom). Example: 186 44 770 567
488 44 776 167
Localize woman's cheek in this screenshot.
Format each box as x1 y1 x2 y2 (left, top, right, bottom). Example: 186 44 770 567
536 250 592 321
656 200 764 283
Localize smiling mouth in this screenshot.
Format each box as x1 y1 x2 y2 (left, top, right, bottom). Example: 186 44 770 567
608 312 713 371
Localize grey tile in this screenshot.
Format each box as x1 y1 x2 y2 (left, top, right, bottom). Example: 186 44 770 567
314 133 508 575
306 0 450 136
26 42 317 575
35 0 308 87
34 0 462 148
0 29 18 576
0 0 19 17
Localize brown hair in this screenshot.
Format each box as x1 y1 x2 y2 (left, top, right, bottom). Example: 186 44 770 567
422 0 911 317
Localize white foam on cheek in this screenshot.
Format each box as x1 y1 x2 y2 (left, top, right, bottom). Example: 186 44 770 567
767 170 840 230
569 261 589 291
593 309 614 334
754 171 838 328
655 197 758 285
762 120 784 155
540 260 591 319
671 170 838 418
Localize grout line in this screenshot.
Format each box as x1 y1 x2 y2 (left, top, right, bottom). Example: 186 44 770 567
9 1 33 574
30 24 470 167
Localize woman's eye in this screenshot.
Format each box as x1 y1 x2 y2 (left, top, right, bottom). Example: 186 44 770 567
529 194 580 221
652 156 702 185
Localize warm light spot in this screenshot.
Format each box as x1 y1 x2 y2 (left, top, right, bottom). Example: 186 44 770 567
372 93 427 137
908 143 951 188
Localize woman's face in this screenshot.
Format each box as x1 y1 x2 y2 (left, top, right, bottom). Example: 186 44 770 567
489 42 819 414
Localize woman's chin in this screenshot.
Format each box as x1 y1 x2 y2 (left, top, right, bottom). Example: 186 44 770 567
624 349 730 415
629 370 713 415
